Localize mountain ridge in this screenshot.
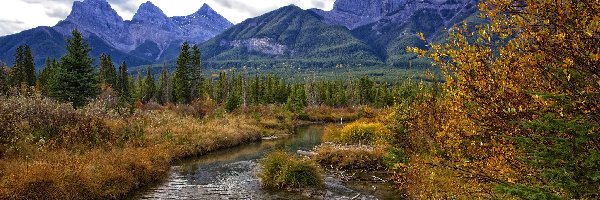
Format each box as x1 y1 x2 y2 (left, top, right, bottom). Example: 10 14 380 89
0 0 232 68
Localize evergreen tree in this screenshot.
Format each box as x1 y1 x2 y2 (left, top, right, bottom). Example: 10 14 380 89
134 70 143 101
216 71 228 104
157 65 171 104
173 42 191 104
10 45 24 86
0 63 8 95
97 54 117 88
142 67 156 103
48 29 99 108
22 45 36 87
117 61 130 99
37 57 57 95
286 84 307 112
190 44 203 100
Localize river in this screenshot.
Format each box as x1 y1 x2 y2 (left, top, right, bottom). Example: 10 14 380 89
135 125 402 200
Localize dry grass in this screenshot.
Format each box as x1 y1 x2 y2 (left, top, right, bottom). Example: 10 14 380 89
260 151 324 190
0 96 273 199
303 106 363 122
313 143 387 170
323 121 392 145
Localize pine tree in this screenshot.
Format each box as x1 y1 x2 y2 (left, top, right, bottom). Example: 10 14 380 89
10 45 24 87
173 42 191 104
190 44 203 100
134 70 143 101
157 65 171 105
0 63 8 95
117 61 130 99
98 54 117 88
22 45 36 87
286 84 307 112
142 67 156 103
37 57 56 95
48 29 99 108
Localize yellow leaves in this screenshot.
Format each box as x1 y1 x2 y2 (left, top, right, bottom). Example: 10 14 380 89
591 53 600 61
417 32 426 41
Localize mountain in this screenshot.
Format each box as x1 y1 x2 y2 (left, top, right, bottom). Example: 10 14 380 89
200 5 382 69
201 0 480 69
312 0 480 67
0 0 232 69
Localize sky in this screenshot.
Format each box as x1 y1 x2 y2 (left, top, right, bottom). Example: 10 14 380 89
0 0 336 36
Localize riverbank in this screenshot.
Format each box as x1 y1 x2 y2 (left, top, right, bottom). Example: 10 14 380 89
0 96 294 200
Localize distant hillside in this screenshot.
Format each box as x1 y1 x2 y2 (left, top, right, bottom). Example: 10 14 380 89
200 5 382 69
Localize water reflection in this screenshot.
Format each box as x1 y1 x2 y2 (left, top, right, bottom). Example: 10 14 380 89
138 125 401 200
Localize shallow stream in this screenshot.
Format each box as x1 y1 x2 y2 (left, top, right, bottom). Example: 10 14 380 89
136 125 402 200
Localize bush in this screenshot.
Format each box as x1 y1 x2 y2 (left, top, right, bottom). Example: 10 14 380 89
0 95 114 156
324 122 392 145
314 144 387 170
260 151 324 190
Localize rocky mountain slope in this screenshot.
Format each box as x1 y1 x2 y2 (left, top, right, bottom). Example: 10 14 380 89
0 0 232 68
201 0 480 69
200 5 382 69
313 0 480 67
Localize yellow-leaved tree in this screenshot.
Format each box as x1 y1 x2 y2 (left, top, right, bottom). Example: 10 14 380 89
410 0 599 198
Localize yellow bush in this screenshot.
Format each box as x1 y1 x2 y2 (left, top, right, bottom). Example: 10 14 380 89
324 122 392 145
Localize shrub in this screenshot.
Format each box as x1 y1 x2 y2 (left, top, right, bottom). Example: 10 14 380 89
324 122 392 145
314 144 387 170
0 95 114 156
260 151 324 190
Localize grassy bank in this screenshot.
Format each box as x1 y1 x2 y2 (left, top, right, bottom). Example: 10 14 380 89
0 95 287 199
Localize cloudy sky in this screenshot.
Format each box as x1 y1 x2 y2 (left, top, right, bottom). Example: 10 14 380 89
0 0 336 36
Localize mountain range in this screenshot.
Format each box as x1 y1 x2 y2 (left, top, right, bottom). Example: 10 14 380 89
0 0 232 68
0 0 480 70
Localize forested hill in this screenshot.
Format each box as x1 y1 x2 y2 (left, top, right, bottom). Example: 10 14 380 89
200 5 383 69
201 0 481 69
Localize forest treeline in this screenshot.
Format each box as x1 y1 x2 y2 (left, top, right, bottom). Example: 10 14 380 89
0 30 409 112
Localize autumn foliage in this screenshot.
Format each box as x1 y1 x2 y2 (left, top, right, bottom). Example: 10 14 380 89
407 0 599 198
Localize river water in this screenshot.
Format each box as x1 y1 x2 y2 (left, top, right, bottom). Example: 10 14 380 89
136 125 402 200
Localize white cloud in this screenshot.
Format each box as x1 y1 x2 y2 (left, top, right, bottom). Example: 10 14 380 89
0 0 336 36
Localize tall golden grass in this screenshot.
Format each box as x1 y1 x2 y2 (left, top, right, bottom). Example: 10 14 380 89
0 95 269 199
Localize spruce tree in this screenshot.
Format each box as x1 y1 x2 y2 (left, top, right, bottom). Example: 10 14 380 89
98 54 117 88
49 29 99 108
10 45 24 87
157 65 171 104
37 57 56 95
142 67 155 103
0 63 8 95
190 44 203 100
173 42 191 104
22 45 36 87
117 61 130 99
134 70 143 101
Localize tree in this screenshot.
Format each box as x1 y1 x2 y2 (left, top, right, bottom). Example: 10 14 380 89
133 70 143 101
0 62 8 94
173 42 191 104
22 45 36 87
117 61 130 99
286 84 307 112
98 54 117 88
37 57 57 95
9 45 35 87
410 0 600 198
142 67 155 103
157 65 171 104
49 29 99 108
190 44 203 100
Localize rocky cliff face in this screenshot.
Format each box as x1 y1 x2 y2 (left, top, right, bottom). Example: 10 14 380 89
313 0 474 30
54 0 232 61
